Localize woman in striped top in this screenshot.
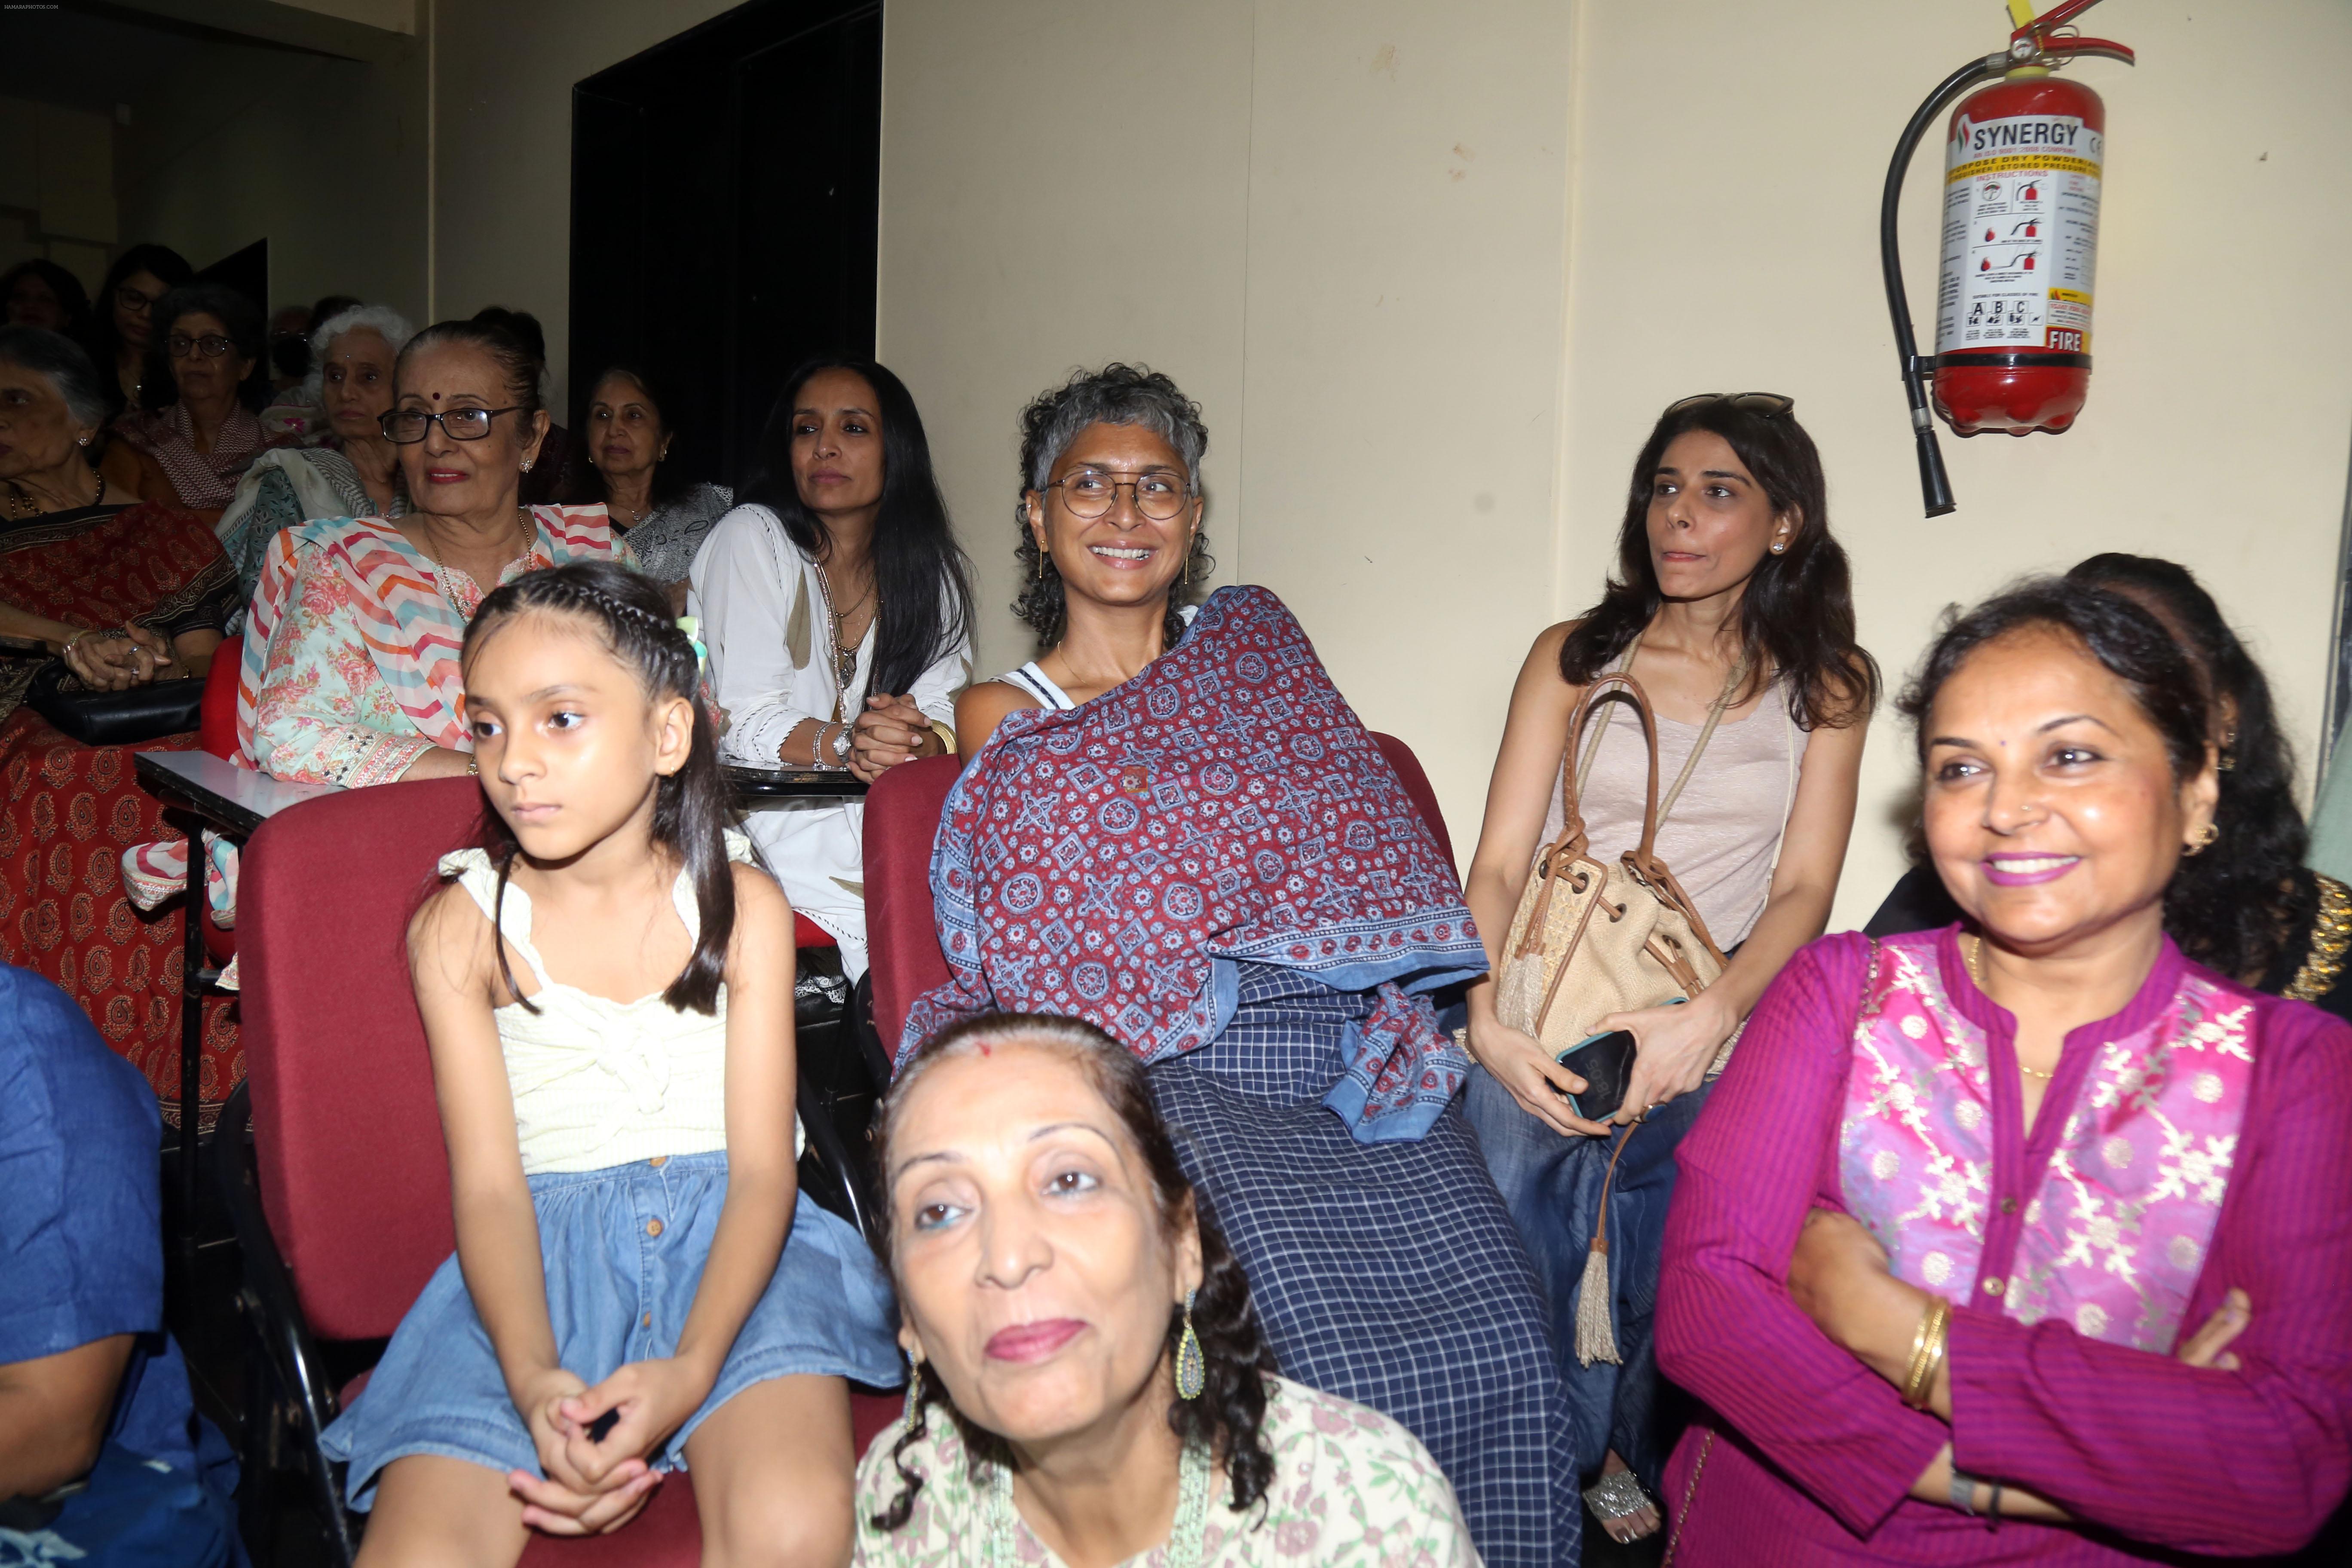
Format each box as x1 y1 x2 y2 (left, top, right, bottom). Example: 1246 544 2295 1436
1654 579 2352 1562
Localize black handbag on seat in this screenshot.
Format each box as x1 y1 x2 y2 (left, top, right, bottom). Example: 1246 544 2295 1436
24 657 204 747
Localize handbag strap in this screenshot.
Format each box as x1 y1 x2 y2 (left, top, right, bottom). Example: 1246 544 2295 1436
1559 635 1750 870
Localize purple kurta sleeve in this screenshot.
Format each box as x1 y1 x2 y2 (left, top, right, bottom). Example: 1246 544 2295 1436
1656 933 1951 1536
1947 992 2352 1556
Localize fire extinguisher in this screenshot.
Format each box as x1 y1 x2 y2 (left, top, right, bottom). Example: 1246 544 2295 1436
1881 1 2134 515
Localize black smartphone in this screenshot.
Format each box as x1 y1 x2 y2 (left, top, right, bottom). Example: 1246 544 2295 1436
1556 1029 1638 1122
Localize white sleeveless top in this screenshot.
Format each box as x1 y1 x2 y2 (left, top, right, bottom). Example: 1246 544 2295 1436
440 830 797 1175
1545 673 1807 949
992 608 1196 712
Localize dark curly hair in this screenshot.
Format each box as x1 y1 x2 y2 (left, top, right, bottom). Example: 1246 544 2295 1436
1897 577 2218 928
867 1012 1276 1534
2064 554 2306 982
1559 395 1877 730
1011 364 1213 649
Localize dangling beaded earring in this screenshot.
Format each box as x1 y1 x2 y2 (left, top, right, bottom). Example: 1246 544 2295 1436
1035 542 1048 583
902 1357 924 1427
1175 1289 1205 1400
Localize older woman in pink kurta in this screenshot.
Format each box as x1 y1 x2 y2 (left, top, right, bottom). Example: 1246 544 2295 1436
1654 579 2352 1563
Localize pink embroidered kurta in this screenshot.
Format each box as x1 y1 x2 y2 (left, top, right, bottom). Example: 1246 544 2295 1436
1656 927 2352 1564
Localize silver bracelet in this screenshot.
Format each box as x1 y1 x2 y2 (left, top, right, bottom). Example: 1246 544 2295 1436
1948 1466 1980 1515
808 721 846 772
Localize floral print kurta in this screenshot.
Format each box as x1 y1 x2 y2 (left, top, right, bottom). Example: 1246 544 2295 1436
852 1375 1481 1567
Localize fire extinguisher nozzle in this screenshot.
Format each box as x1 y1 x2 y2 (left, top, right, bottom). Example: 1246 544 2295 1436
1915 428 1958 517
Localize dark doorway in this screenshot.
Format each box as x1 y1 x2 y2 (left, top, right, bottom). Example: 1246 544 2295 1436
571 0 882 493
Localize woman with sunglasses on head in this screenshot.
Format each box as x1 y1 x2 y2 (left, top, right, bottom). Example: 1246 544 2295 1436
111 282 287 518
1459 392 1877 1544
686 356 973 980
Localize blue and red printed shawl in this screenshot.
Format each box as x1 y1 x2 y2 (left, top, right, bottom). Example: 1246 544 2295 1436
903 586 1485 1141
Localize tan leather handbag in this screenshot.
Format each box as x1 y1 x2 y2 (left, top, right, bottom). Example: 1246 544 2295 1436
1493 669 1733 1055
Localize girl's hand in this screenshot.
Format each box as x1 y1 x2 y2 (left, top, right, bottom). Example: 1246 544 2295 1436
1464 1004 1613 1138
849 692 934 781
1598 990 1738 1125
557 1357 712 1487
509 1366 659 1533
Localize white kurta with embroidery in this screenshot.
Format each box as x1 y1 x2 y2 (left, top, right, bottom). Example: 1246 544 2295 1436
686 503 970 978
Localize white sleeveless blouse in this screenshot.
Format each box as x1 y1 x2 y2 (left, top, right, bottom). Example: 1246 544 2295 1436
440 830 797 1175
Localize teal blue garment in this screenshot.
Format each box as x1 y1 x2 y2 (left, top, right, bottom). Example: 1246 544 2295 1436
2311 716 2352 885
214 447 406 613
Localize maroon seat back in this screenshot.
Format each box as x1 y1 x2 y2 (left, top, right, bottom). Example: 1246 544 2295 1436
863 734 1456 1052
239 777 485 1341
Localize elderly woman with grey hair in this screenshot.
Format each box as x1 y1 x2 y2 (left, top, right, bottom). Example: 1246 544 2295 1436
214 303 415 601
687 355 973 979
940 363 1581 1567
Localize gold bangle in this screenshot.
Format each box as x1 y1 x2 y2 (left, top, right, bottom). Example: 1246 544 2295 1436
1902 1296 1951 1409
928 718 957 756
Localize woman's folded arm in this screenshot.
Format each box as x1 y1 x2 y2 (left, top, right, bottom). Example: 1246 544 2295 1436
1656 934 1953 1536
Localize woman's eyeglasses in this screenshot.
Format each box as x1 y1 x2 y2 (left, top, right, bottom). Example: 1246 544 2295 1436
166 334 238 360
380 406 522 444
1045 467 1193 522
1665 392 1795 418
116 286 162 314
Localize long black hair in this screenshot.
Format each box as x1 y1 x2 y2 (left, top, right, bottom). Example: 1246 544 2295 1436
565 364 688 508
744 356 973 699
2064 554 2305 980
458 560 736 1014
1559 396 1876 729
869 1012 1278 1532
1897 578 2224 949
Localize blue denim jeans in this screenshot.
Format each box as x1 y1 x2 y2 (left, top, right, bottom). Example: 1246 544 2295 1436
1464 1064 1711 1491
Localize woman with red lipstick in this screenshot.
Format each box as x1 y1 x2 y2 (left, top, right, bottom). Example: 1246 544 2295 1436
1460 392 1876 1543
689 356 972 980
1651 580 2352 1563
567 365 730 608
858 1012 1477 1567
232 317 630 787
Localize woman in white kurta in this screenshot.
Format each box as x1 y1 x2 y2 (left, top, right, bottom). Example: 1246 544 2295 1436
688 357 972 977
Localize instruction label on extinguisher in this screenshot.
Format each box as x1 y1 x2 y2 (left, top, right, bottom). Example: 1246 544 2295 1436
1933 113 2101 355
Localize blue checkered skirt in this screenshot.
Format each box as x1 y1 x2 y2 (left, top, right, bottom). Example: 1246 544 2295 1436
1149 963 1579 1567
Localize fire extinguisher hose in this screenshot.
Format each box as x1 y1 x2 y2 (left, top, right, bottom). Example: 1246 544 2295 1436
1880 52 2006 517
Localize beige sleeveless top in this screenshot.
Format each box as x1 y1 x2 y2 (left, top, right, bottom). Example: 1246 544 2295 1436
441 830 799 1175
1543 674 1806 949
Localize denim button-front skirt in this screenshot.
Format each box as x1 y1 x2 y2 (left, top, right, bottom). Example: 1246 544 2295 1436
320 1151 900 1508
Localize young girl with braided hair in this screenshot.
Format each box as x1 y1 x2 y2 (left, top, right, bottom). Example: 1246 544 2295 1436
322 560 900 1565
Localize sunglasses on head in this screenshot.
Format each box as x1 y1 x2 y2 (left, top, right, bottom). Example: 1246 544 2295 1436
1664 392 1795 419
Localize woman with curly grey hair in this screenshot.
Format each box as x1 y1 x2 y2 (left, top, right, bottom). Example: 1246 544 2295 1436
935 363 1579 1565
858 1011 1477 1565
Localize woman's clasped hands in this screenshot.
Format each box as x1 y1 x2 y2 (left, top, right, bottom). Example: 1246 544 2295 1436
847 689 937 781
64 623 184 690
506 1354 712 1535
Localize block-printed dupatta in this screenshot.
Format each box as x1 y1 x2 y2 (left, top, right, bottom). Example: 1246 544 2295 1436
233 506 619 767
904 586 1487 1141
1838 931 2254 1352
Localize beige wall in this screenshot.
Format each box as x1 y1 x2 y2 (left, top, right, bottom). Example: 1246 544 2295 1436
1559 0 2352 925
880 0 1577 853
116 37 429 318
885 0 2352 930
429 0 739 396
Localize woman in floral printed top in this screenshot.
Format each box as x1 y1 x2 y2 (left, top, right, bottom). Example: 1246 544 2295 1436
857 1013 1479 1568
236 318 629 785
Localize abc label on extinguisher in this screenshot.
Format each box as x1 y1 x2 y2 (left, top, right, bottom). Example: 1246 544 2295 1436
1933 113 2101 357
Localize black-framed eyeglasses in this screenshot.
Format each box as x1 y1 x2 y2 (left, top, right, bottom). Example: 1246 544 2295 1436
1665 392 1795 418
380 406 523 444
166 334 237 360
1044 466 1194 522
116 285 162 314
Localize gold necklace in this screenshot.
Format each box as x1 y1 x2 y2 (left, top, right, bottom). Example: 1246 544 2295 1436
420 508 533 611
1967 934 2055 1080
7 461 102 518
